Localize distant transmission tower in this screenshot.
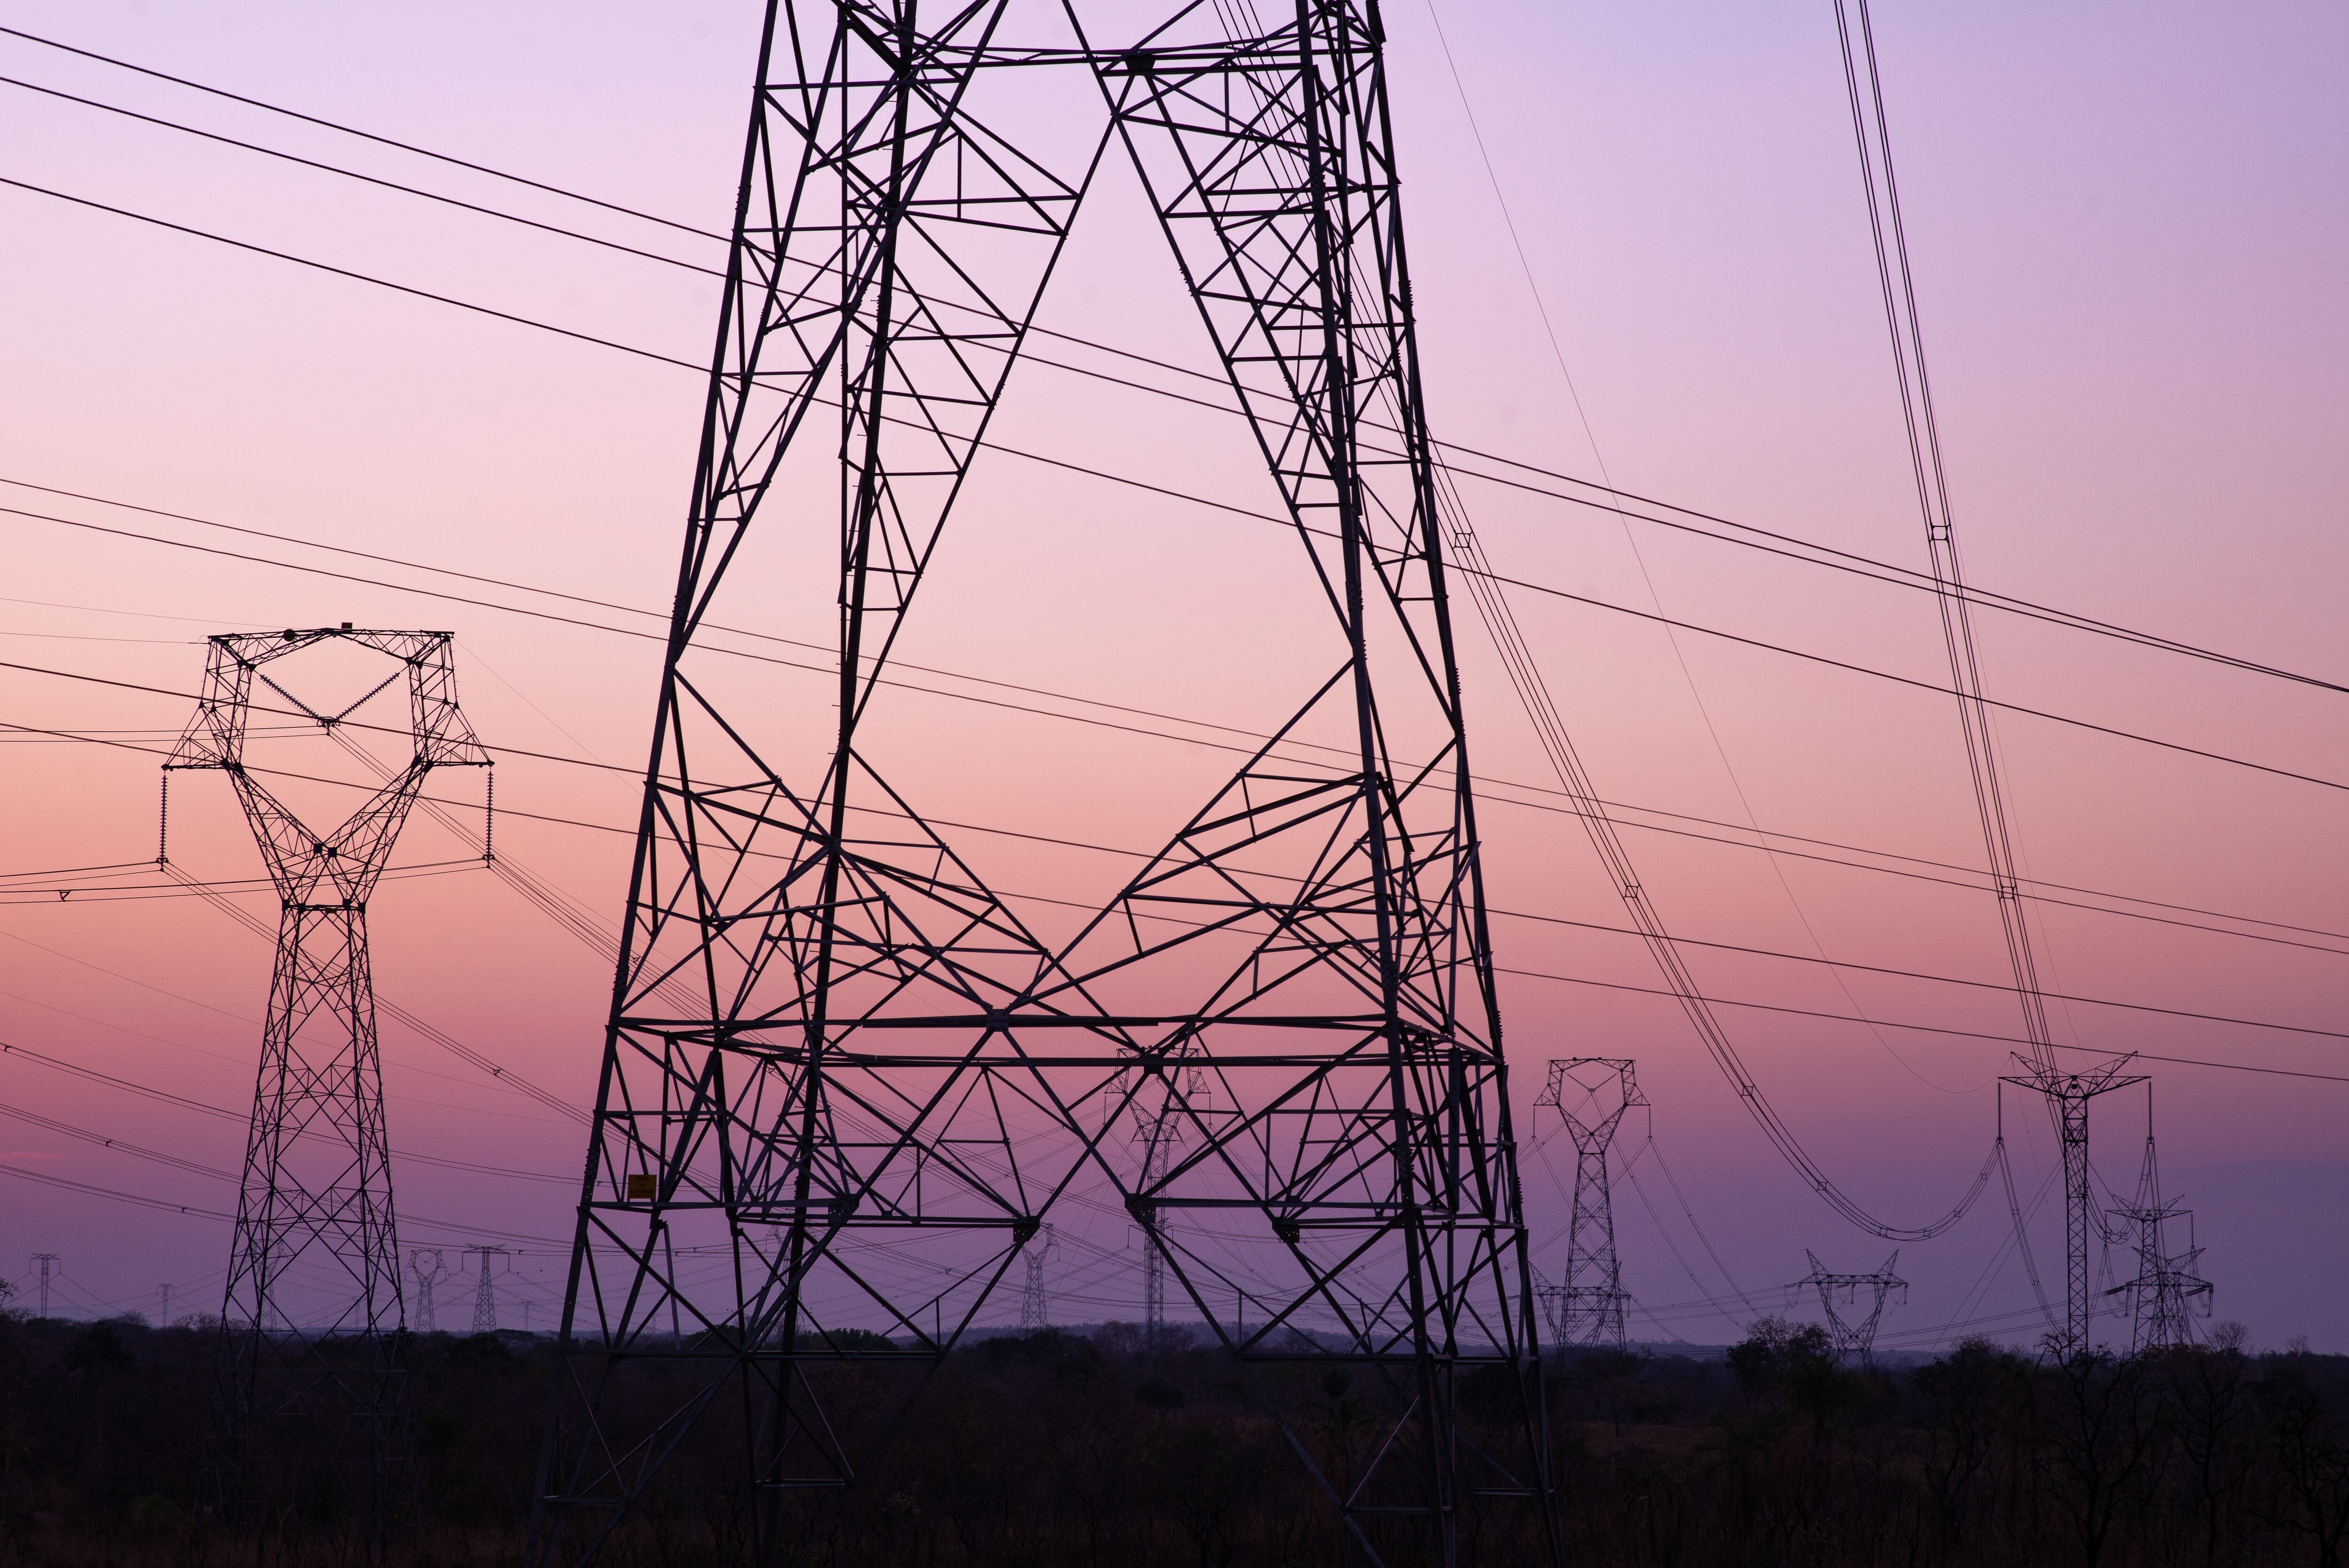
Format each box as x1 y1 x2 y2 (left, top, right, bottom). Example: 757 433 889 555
467 1247 509 1333
1134 1061 1205 1358
2002 1058 2143 1353
160 1283 173 1326
410 1249 448 1334
2108 1120 2211 1351
529 4 1557 1561
1535 1059 1645 1350
1789 1251 1906 1364
170 627 487 1528
30 1254 57 1318
1019 1225 1058 1334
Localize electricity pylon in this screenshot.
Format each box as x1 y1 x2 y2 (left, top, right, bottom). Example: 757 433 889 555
468 1247 510 1333
529 4 1555 1564
1789 1251 1906 1364
1018 1225 1058 1334
2002 1057 2144 1354
1535 1059 1645 1349
30 1254 57 1318
410 1249 448 1334
2108 1127 2211 1351
170 627 487 1530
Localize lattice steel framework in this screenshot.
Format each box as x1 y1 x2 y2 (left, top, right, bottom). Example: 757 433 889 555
169 627 488 1527
411 1249 449 1334
1017 1223 1058 1334
1788 1251 1906 1364
1533 1058 1643 1350
530 2 1555 1563
2003 1057 2143 1355
2109 1128 2211 1352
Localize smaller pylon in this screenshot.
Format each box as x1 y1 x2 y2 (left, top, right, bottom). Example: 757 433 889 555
465 1247 509 1333
1132 1060 1205 1358
30 1255 57 1319
410 1249 448 1334
161 1284 173 1326
1019 1225 1058 1333
2107 1126 2211 1351
1535 1060 1646 1350
1788 1251 1906 1364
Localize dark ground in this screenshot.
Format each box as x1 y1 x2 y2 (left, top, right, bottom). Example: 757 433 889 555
2 1307 2345 1567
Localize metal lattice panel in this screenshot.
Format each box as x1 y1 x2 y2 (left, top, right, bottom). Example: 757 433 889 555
530 5 1558 1562
169 627 487 1531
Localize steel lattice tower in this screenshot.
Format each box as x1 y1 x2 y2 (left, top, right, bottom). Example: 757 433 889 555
2109 1127 2211 1352
411 1249 449 1334
1534 1059 1644 1350
529 3 1556 1562
169 628 488 1528
1788 1251 1906 1364
1017 1224 1057 1334
2003 1057 2143 1354
469 1247 509 1332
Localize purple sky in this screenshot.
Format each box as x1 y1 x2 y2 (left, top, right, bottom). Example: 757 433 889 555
2 0 2344 1349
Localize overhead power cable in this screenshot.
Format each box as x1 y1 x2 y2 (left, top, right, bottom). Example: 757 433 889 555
7 27 2340 1236
150 863 590 1126
0 72 719 276
0 1157 232 1219
5 34 2336 703
14 490 2348 802
0 1037 571 1182
1427 387 1994 1236
1834 0 2055 1073
0 1096 235 1179
11 478 2345 963
4 181 2340 793
0 23 716 240
10 659 2349 1066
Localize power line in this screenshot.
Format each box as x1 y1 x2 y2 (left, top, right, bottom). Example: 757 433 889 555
14 488 2345 969
8 652 2347 1059
3 27 2337 1276
0 23 718 241
14 458 2345 805
0 1038 573 1181
0 73 721 277
6 35 2335 704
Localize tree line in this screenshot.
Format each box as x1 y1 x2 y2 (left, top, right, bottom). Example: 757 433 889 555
0 1303 2345 1566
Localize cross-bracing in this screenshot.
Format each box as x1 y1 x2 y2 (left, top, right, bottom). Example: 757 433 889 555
2107 1119 2212 1352
1534 1059 1644 1351
526 3 1556 1564
1788 1252 1906 1365
168 627 488 1532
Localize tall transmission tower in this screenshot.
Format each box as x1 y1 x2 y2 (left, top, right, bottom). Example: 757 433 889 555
30 1254 57 1319
467 1247 509 1333
2001 1059 2144 1354
1534 1059 1645 1350
1788 1251 1906 1364
529 4 1556 1563
1018 1225 1058 1335
410 1249 448 1334
2108 1123 2211 1352
169 627 487 1528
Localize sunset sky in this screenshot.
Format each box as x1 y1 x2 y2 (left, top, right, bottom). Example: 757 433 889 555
3 0 2344 1349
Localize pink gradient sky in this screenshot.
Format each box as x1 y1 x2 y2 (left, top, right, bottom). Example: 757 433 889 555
2 0 2344 1347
